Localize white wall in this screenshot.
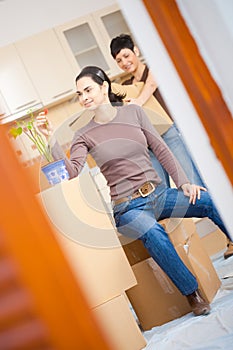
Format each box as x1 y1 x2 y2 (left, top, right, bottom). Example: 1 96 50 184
118 0 233 236
177 0 233 114
0 0 116 47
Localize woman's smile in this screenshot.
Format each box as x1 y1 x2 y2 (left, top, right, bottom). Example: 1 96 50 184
83 100 93 108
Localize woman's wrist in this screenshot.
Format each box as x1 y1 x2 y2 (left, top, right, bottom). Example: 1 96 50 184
48 134 56 149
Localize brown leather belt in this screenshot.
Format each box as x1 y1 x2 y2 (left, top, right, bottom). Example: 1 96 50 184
113 182 155 206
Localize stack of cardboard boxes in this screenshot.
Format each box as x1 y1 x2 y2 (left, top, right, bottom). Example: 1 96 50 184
39 172 147 350
37 166 223 342
120 218 221 331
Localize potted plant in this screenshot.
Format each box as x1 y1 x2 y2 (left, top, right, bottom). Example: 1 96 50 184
9 109 69 186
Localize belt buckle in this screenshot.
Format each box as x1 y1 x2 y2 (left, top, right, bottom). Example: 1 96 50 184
138 182 155 197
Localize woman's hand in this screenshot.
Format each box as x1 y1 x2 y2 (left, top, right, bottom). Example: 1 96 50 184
181 183 207 204
124 97 143 106
36 110 53 138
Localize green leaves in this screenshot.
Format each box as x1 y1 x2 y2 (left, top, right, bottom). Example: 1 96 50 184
9 126 23 138
27 121 33 130
8 109 53 162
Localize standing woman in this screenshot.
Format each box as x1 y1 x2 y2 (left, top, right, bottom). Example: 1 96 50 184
110 34 204 188
37 66 232 316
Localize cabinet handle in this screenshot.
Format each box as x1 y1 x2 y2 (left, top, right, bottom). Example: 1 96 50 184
52 89 73 99
15 100 38 110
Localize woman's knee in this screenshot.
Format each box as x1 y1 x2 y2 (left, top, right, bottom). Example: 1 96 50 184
139 221 169 247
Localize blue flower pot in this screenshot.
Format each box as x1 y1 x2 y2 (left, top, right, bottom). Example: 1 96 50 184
42 159 70 186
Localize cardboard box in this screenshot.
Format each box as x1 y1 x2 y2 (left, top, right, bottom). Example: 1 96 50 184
119 235 151 266
175 232 221 303
54 232 137 308
194 218 227 257
112 82 172 135
92 294 146 350
39 172 123 249
39 173 137 308
201 230 227 257
158 218 221 303
159 217 196 247
126 219 221 330
126 258 191 330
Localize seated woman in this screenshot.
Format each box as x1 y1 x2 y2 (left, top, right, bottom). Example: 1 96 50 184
37 66 232 316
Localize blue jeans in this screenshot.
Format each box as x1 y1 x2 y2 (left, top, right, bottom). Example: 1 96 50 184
113 186 230 295
150 124 205 187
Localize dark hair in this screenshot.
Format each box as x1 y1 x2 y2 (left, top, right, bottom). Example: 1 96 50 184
110 34 134 59
75 66 125 105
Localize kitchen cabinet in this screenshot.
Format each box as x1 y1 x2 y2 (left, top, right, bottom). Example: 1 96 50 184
0 44 42 118
55 5 131 78
15 29 76 106
92 4 132 76
55 14 111 75
0 90 10 120
93 5 130 39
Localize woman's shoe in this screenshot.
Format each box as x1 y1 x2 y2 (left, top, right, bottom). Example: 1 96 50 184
224 240 233 259
186 289 210 316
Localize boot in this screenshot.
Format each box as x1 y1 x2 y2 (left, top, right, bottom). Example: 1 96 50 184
224 240 233 259
186 289 210 316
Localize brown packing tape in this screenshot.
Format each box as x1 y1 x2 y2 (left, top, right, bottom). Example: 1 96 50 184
148 259 176 294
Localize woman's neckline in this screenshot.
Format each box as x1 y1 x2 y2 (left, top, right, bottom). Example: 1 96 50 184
92 107 119 125
132 63 146 83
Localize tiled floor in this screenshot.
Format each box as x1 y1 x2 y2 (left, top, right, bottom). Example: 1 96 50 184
142 254 233 349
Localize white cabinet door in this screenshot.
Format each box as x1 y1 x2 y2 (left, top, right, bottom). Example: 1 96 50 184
92 4 133 77
55 14 115 77
0 90 10 121
0 44 41 115
15 29 76 106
